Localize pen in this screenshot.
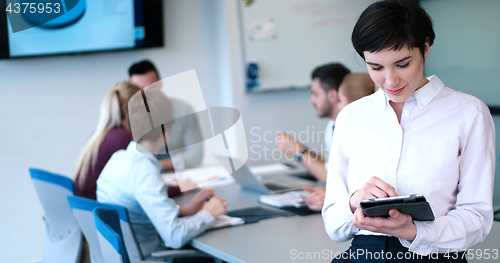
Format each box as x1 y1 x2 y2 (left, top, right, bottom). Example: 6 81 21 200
206 194 210 202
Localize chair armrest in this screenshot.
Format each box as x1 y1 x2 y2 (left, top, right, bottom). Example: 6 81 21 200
150 249 212 258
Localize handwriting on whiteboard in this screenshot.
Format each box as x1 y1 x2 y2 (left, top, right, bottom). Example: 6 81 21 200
292 1 347 28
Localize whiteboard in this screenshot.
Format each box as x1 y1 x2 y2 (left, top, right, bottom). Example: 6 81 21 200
238 0 377 92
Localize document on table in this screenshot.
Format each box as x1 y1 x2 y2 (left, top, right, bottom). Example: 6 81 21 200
162 163 297 190
249 163 293 175
259 191 310 208
209 215 244 229
162 166 235 190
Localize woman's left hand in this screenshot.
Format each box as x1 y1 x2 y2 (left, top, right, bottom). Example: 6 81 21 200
352 208 417 241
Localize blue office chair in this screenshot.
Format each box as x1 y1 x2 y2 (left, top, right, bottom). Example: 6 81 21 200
29 168 83 263
94 208 208 263
94 208 137 263
67 196 143 263
69 196 214 262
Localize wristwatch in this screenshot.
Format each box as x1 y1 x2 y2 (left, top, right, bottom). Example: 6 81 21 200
295 148 308 162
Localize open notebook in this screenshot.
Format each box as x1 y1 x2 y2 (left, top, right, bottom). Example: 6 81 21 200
259 191 309 208
209 215 244 229
259 191 321 216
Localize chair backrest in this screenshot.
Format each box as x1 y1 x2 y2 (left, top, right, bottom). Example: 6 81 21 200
94 208 131 263
67 195 143 262
29 168 83 263
30 168 78 238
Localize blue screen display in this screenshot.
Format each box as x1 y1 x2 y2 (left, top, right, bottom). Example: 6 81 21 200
0 0 162 59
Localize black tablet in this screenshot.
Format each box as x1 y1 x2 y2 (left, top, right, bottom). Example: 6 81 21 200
360 194 435 221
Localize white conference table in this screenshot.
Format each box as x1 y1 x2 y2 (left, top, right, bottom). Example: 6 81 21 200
174 181 500 263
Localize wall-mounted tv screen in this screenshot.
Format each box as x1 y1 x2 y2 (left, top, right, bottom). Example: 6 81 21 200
0 0 163 59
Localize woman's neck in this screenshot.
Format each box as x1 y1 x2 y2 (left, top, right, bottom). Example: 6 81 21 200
389 100 405 124
390 75 429 123
121 119 131 132
415 75 429 92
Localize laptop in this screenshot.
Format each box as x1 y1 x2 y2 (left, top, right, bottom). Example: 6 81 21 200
215 155 316 194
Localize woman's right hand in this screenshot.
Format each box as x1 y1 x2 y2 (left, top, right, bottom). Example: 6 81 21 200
202 196 227 218
349 176 397 213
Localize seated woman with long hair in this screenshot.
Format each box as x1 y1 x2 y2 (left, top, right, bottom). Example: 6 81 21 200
73 82 140 199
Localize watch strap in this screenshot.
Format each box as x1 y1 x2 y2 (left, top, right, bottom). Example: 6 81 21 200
295 148 307 162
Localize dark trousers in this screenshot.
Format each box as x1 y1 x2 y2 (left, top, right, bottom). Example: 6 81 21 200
332 235 467 263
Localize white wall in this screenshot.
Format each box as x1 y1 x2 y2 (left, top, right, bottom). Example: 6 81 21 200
0 0 328 262
222 0 333 166
0 1 226 262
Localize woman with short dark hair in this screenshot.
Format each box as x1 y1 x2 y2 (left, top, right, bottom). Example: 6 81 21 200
323 1 495 262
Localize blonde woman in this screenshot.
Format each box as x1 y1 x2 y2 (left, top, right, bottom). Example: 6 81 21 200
73 82 140 199
335 73 376 112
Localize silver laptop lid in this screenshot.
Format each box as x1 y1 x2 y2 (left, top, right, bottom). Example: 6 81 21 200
214 154 271 194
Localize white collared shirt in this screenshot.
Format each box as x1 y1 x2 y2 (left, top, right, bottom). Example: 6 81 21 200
97 142 214 256
322 75 495 255
324 119 335 170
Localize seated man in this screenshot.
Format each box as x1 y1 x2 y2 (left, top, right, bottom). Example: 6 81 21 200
276 63 350 183
276 72 375 211
97 89 227 257
129 60 204 171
